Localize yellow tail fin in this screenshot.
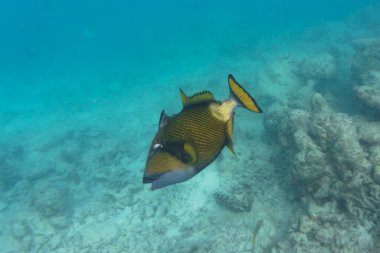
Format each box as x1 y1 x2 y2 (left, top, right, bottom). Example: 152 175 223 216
228 74 262 113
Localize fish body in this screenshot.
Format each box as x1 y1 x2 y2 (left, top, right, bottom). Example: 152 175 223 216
143 74 262 190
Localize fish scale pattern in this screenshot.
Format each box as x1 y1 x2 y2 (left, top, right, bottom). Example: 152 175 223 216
164 104 227 169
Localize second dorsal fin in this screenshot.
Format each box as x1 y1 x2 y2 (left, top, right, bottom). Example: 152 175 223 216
180 89 216 109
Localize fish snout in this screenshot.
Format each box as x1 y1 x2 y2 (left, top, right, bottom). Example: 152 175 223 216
143 151 197 190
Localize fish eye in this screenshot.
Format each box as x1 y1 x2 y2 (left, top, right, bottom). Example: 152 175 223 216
153 143 163 150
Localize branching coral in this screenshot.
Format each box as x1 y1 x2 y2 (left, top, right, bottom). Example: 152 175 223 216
352 38 380 114
264 93 380 253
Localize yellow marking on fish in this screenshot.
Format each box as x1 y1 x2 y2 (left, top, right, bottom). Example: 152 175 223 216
209 99 237 122
183 143 197 163
146 152 187 175
226 117 236 156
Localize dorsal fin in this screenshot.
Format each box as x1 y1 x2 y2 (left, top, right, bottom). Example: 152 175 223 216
180 89 215 109
226 113 237 157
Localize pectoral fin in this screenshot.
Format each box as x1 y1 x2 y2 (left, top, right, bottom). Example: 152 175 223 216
183 143 197 163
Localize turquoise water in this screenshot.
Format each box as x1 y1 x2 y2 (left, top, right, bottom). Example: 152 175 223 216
1 1 380 252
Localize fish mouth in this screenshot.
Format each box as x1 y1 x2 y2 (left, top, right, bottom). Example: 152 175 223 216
142 175 158 184
144 151 186 176
143 151 198 190
143 167 197 190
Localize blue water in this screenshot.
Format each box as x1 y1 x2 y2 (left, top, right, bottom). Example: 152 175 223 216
1 0 378 78
1 1 380 252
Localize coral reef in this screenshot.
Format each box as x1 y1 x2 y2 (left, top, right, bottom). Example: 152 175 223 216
263 37 380 253
294 52 337 83
352 38 380 87
354 85 380 113
264 93 380 253
352 38 380 114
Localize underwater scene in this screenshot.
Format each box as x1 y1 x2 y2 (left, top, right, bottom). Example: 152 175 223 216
1 0 380 252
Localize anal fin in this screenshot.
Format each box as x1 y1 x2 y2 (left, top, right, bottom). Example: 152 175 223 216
226 115 237 157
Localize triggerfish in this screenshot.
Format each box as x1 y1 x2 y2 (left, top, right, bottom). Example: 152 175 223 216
143 74 262 190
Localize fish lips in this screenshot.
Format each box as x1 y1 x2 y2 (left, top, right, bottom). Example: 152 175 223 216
143 167 197 190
